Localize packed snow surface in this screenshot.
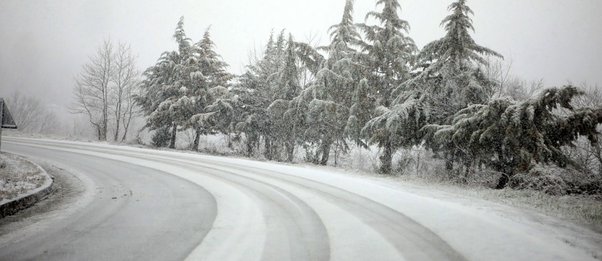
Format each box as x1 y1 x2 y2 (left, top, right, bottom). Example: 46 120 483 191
1 137 601 261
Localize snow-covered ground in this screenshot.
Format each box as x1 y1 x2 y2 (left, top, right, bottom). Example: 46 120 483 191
0 152 50 204
3 137 601 261
6 130 601 230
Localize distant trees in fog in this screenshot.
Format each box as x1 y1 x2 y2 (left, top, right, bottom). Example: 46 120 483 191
5 91 59 134
72 40 140 142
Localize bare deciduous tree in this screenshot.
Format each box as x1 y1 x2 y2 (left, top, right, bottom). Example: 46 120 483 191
72 40 140 141
112 43 139 142
72 40 113 141
7 91 59 134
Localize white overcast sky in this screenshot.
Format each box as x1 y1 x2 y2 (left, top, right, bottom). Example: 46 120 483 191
1 0 601 109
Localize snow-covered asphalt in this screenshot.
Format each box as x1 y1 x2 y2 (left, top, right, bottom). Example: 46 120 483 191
0 137 599 261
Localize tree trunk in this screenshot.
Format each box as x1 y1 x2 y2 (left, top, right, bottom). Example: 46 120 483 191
264 137 272 160
334 140 339 167
120 111 132 142
495 173 510 189
96 125 103 141
114 121 120 142
319 141 331 166
114 100 122 142
415 150 421 175
445 153 454 171
101 117 107 141
286 140 295 162
169 123 177 149
379 138 393 174
102 85 108 142
192 128 201 151
246 134 255 157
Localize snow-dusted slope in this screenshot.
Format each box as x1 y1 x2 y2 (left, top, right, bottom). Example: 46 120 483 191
1 137 600 261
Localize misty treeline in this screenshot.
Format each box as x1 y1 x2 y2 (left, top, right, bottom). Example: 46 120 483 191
4 92 60 134
75 0 602 191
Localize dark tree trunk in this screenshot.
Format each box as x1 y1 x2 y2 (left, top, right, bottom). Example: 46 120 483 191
379 138 393 174
319 141 332 166
495 164 513 189
96 126 102 141
495 173 510 189
121 108 133 142
192 128 201 151
169 123 177 149
445 152 454 171
246 138 254 157
286 140 295 162
246 134 257 157
264 137 272 160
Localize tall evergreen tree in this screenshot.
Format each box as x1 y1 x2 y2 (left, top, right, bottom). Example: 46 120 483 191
415 0 502 122
359 0 417 107
407 0 503 170
302 0 363 165
275 34 301 100
267 34 306 162
197 29 234 88
358 0 417 173
137 17 192 149
346 79 375 148
235 31 287 158
425 86 602 188
187 28 234 150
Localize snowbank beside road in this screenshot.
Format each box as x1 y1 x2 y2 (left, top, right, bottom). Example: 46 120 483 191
0 153 53 217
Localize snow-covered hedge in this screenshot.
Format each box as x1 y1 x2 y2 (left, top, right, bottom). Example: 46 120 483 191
509 166 602 196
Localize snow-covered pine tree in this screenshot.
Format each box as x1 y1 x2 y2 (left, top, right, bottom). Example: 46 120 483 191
160 17 195 149
197 29 234 89
234 31 289 159
415 0 502 122
358 0 417 173
301 0 363 165
234 34 275 156
346 79 375 148
358 0 416 107
138 17 207 149
403 0 503 171
425 86 602 188
187 28 234 150
137 49 182 148
275 34 301 101
268 34 305 162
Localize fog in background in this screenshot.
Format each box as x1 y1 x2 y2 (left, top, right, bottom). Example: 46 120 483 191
1 0 601 126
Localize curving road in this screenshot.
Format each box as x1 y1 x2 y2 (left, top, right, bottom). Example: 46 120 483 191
0 137 599 261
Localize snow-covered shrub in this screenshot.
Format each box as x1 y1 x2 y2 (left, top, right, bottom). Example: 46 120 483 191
151 127 171 148
509 167 569 196
509 166 602 196
426 86 602 189
395 151 416 175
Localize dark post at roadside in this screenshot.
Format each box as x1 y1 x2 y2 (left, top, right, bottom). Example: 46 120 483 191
0 98 18 152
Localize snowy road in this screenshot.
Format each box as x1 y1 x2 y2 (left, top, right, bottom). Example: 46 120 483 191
0 137 599 261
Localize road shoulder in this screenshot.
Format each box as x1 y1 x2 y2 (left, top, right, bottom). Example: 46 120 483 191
0 153 53 218
0 160 87 239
